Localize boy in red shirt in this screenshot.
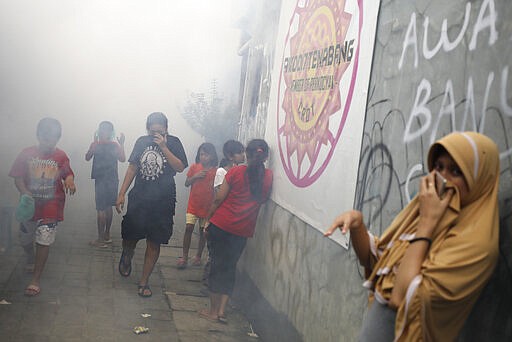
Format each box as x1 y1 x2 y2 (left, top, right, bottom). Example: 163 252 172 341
9 117 76 296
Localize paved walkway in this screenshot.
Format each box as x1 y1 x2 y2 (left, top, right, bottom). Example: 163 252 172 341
0 209 259 341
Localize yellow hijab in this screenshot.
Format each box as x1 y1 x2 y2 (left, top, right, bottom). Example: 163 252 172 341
365 132 500 341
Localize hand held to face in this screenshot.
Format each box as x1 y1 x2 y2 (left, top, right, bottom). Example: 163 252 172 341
117 132 125 145
434 171 447 198
418 172 454 234
153 133 167 148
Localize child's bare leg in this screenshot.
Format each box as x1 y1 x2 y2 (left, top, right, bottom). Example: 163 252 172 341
22 242 35 273
22 243 34 263
29 243 49 287
210 292 221 317
97 210 106 240
104 207 113 241
119 239 136 277
196 229 206 259
218 294 229 318
139 240 160 288
199 291 219 320
199 291 219 319
122 239 137 252
181 223 195 259
19 223 35 265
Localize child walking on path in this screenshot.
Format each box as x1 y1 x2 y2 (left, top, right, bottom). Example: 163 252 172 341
177 143 218 269
116 112 187 297
9 117 76 297
85 121 125 248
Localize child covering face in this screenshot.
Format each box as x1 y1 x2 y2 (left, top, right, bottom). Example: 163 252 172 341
177 142 219 269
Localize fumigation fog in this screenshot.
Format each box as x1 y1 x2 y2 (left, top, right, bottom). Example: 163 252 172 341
0 0 245 228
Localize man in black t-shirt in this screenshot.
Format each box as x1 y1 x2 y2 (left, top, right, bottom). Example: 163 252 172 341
115 112 188 298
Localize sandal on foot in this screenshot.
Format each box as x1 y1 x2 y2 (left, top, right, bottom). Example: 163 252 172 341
191 256 202 266
176 257 188 269
137 284 152 298
89 240 108 248
198 308 218 322
24 284 40 297
218 315 228 324
118 250 133 277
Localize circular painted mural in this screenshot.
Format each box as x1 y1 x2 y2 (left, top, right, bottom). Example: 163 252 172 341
276 0 363 187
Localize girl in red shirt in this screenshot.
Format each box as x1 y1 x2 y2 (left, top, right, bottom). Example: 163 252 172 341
177 143 218 269
199 139 273 323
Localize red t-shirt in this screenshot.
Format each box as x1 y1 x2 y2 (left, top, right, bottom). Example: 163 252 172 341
186 163 216 218
9 146 74 221
210 165 273 237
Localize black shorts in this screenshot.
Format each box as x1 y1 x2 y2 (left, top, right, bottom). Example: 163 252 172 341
95 178 118 211
121 194 175 244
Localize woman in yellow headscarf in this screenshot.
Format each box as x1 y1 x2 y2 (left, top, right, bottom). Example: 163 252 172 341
325 132 500 341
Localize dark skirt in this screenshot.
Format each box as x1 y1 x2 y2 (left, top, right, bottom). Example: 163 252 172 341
121 193 175 244
94 178 118 210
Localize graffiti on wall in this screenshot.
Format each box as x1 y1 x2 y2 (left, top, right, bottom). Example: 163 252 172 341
357 0 512 336
400 0 511 149
269 208 315 324
358 0 512 229
264 204 365 333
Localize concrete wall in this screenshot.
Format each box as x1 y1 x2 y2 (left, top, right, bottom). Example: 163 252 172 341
237 0 512 341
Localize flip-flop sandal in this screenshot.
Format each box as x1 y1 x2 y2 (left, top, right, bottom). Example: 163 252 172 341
89 240 108 248
137 284 152 298
24 284 40 297
218 315 228 324
198 309 219 322
176 257 187 269
118 250 132 277
191 256 202 266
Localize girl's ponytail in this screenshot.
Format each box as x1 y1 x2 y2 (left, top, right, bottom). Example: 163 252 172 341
245 139 269 201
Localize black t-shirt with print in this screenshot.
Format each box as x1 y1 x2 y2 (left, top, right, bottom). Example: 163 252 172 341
128 134 188 201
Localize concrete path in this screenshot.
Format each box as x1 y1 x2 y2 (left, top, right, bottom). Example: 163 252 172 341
0 212 259 341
